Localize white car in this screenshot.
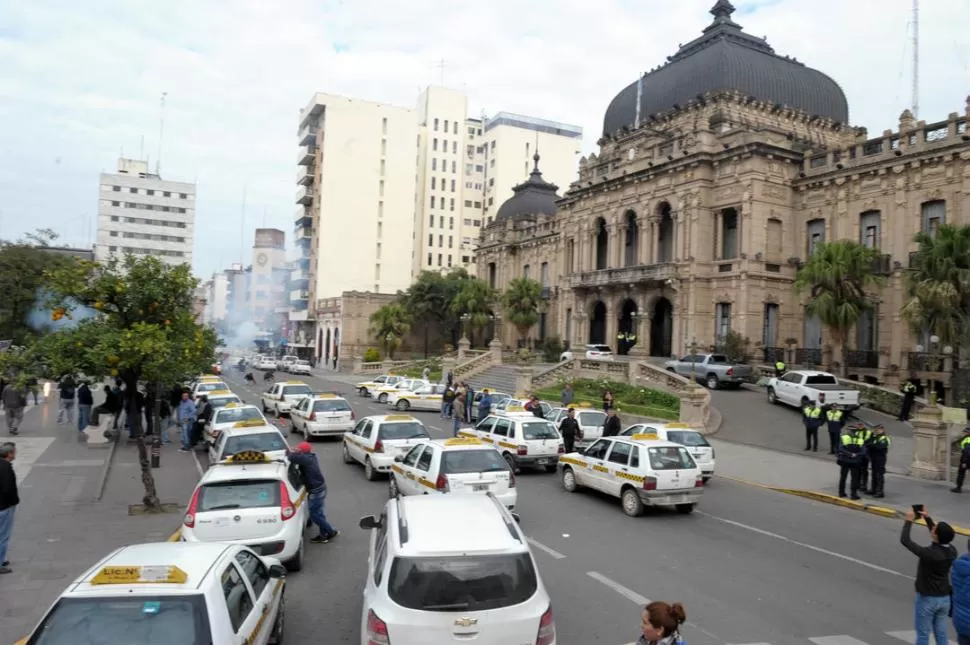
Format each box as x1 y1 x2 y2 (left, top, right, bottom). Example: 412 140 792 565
620 422 715 481
459 412 564 473
15 542 287 645
494 398 554 418
288 360 312 375
205 391 243 413
546 406 608 448
342 415 432 481
204 404 268 446
261 381 314 416
182 451 308 571
208 424 290 464
192 380 230 399
277 355 299 371
358 495 556 645
559 434 704 516
389 437 517 511
372 378 429 404
290 393 355 439
388 384 447 411
559 344 614 361
356 374 403 398
256 356 278 371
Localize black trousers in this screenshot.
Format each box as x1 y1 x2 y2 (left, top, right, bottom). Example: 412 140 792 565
957 464 968 491
562 434 574 454
805 426 818 450
870 457 886 494
839 463 861 496
827 426 842 453
900 395 914 421
859 457 869 489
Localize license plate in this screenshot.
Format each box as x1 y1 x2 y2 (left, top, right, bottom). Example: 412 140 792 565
472 484 489 492
328 418 340 424
536 459 550 465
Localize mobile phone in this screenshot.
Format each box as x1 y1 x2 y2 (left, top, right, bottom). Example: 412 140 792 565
912 504 925 515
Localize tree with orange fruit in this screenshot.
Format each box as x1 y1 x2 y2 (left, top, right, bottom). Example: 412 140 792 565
40 255 219 511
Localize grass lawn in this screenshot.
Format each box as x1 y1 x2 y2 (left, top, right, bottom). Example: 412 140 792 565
534 378 681 421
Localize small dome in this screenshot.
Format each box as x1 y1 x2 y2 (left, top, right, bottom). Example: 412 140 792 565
494 153 560 222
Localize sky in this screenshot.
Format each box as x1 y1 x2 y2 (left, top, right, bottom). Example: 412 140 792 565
0 0 968 279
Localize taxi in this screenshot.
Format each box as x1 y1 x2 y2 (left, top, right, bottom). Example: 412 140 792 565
342 415 432 481
458 408 564 473
205 403 267 446
205 390 243 413
558 433 704 517
372 377 428 404
389 437 517 511
547 405 608 448
388 383 447 411
182 450 309 572
192 379 230 399
260 381 313 417
470 390 511 421
290 393 356 439
495 396 554 418
356 374 403 398
621 422 715 481
14 542 287 645
209 422 290 464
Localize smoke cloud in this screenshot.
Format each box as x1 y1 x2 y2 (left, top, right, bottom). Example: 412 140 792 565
27 289 98 332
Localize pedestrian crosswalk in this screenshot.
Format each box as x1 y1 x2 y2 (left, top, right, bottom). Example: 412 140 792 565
623 630 923 645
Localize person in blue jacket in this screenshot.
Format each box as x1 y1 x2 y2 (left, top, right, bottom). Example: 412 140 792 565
952 539 970 644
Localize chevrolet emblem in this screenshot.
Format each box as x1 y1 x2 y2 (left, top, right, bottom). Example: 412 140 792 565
454 617 478 627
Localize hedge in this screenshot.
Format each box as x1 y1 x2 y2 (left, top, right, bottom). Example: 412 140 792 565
534 378 681 421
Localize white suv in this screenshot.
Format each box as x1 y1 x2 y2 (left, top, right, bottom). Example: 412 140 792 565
358 494 556 645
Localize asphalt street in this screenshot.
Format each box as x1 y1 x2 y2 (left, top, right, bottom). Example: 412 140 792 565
219 369 956 645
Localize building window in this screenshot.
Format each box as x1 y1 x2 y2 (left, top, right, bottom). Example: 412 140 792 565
129 187 137 194
921 200 946 237
475 164 484 172
806 218 825 255
431 177 436 190
540 262 549 286
448 236 453 249
428 234 433 247
433 138 438 151
432 159 437 171
110 215 119 222
376 242 382 259
464 200 472 208
720 208 739 259
762 303 779 347
453 122 458 134
434 118 439 131
110 231 118 237
523 264 531 279
449 217 454 229
437 253 442 266
378 201 384 218
111 201 120 207
439 216 444 228
715 303 732 342
452 141 457 154
382 117 388 135
430 196 436 208
381 139 387 156
429 215 434 228
451 179 456 192
380 160 386 176
859 210 881 249
179 193 187 199
112 186 121 192
443 119 449 131
438 235 443 247
163 191 171 197
450 198 455 211
473 219 480 226
427 253 432 266
474 201 482 209
857 307 878 352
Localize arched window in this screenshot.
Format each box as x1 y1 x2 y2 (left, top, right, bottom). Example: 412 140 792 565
594 218 608 270
657 203 673 263
624 211 639 266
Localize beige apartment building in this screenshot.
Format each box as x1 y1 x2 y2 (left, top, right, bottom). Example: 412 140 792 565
477 1 970 392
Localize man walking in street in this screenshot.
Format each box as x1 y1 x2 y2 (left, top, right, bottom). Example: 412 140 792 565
865 425 891 498
901 506 957 645
286 442 338 544
603 407 621 437
558 407 580 453
561 383 574 407
56 375 76 425
77 381 93 433
952 427 970 494
176 391 196 453
0 442 19 574
900 380 918 422
802 398 824 452
1 383 26 436
825 404 845 455
858 423 874 493
838 423 866 500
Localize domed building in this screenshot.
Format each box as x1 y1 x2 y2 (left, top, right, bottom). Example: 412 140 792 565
477 0 970 390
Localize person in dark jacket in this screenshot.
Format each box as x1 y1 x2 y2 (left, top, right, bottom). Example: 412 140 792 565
824 404 845 455
76 382 94 433
951 538 970 644
802 399 824 452
952 427 970 494
900 380 918 422
524 395 544 419
558 407 580 453
901 506 957 645
0 441 19 574
56 375 76 425
865 425 891 497
603 408 621 437
837 423 866 500
286 442 338 544
477 389 493 422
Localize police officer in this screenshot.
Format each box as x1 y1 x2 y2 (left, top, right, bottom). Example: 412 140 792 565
865 425 891 498
558 407 580 454
802 399 824 452
838 423 866 500
899 380 917 421
857 423 873 492
825 404 845 455
774 360 786 377
951 426 970 493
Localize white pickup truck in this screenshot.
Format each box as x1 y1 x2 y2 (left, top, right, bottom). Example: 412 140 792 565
766 370 861 411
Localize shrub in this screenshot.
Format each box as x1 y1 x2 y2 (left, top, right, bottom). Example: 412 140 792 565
715 330 750 363
538 336 566 363
534 377 681 420
362 347 381 363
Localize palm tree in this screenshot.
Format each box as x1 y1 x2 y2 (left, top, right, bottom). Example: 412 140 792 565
369 303 411 360
401 272 448 356
502 277 542 346
451 278 494 345
902 224 970 349
793 240 884 376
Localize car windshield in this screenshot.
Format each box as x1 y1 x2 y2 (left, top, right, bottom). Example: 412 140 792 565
388 553 537 612
28 595 211 645
378 422 430 440
214 408 263 425
282 385 312 396
521 421 558 440
223 432 286 456
294 361 310 367
647 446 697 470
198 479 281 511
208 397 240 410
440 449 508 474
578 411 606 426
197 382 227 392
313 399 351 412
666 430 709 447
492 394 511 404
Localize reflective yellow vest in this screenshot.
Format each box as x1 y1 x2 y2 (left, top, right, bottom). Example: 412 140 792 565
902 382 916 394
841 433 865 447
826 409 844 422
775 361 786 371
804 406 822 419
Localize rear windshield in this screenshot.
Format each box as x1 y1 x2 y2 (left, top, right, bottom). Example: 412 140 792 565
29 595 211 645
578 411 606 426
709 354 729 363
223 432 286 456
197 382 227 392
805 374 838 386
282 385 313 396
441 449 509 475
491 394 511 404
198 479 281 511
314 399 351 412
590 345 611 352
646 447 697 470
378 422 430 440
388 553 538 612
665 430 709 447
521 421 558 441
215 408 263 424
209 397 240 410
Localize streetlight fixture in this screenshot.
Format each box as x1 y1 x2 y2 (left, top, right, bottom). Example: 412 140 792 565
460 313 471 342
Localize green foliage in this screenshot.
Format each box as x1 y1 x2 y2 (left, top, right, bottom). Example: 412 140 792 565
715 330 750 363
533 377 681 421
537 336 566 363
451 277 494 339
362 347 381 363
902 224 970 347
0 229 74 344
370 302 411 359
0 345 44 388
502 277 542 341
400 269 495 351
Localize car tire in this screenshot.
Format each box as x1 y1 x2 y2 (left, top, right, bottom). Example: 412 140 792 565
364 458 378 481
621 487 645 517
378 393 388 404
702 476 711 484
269 591 285 644
285 539 304 572
561 467 579 492
676 503 695 515
503 453 520 475
388 476 399 498
706 374 720 390
395 400 410 411
342 443 353 464
767 387 778 405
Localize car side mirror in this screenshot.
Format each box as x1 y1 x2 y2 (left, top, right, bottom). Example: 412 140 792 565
267 563 287 579
394 454 405 463
359 515 382 530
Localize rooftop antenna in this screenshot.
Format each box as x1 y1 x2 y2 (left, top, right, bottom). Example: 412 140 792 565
433 58 447 85
912 0 920 119
157 92 168 175
635 72 644 129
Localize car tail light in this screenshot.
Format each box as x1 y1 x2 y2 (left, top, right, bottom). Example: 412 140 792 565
536 606 555 645
508 470 516 488
374 439 384 453
517 445 528 456
184 488 201 528
351 410 356 421
557 443 565 454
695 476 704 488
279 482 296 521
366 610 390 645
309 412 316 422
726 367 734 377
436 474 449 492
643 476 657 491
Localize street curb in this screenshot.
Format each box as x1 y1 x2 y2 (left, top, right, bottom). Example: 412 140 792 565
721 475 970 536
94 432 120 502
167 528 181 542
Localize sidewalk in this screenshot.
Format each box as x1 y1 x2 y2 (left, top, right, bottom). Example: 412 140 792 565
0 396 201 643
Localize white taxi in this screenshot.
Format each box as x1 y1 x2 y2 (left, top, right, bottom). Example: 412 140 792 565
209 422 290 464
182 451 308 571
192 380 230 399
205 390 243 413
205 403 267 446
14 542 287 645
547 405 607 448
621 422 715 481
288 359 312 375
458 409 564 473
290 393 355 439
260 381 313 417
372 378 428 404
255 356 277 371
356 374 403 398
342 415 432 481
358 495 555 645
559 434 704 517
495 397 554 418
389 437 517 511
388 383 447 411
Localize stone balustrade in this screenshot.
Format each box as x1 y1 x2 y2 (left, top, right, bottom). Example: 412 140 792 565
453 350 496 380
354 359 411 375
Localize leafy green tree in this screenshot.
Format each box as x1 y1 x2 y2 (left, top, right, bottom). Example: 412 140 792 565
502 277 543 345
902 224 970 348
41 255 219 511
0 229 74 344
370 303 411 360
401 271 449 356
793 240 883 376
450 277 494 346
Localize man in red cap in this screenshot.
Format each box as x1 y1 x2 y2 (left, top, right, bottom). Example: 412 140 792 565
286 442 338 544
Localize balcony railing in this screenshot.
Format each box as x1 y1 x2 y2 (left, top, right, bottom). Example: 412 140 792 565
568 263 677 289
296 186 315 205
908 352 946 372
297 144 316 166
869 253 892 276
540 286 552 299
845 350 879 369
294 214 312 229
795 348 822 366
294 227 312 243
298 123 316 146
296 165 313 186
762 347 785 363
290 290 309 301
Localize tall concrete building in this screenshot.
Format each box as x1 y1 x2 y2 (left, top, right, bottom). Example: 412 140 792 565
250 228 289 334
201 273 229 326
94 158 196 266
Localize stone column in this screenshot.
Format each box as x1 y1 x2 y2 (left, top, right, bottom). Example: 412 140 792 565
570 311 586 352
515 365 533 397
651 221 660 264
629 311 649 358
909 403 949 480
605 300 618 349
457 337 470 359
353 356 363 374
608 225 619 269
680 388 709 427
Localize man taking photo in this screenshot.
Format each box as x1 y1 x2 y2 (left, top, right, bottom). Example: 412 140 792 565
901 505 957 645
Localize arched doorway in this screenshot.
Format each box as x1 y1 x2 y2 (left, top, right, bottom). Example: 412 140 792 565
658 203 673 263
332 328 340 368
589 301 607 345
649 298 673 357
595 218 608 270
324 328 331 364
624 211 638 267
617 299 638 355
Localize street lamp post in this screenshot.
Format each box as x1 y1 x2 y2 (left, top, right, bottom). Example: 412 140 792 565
460 313 471 343
385 333 394 360
689 337 699 386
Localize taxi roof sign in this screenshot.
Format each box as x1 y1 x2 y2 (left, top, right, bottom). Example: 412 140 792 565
664 423 690 428
444 437 483 446
223 402 241 409
199 376 221 382
207 390 232 396
91 565 188 586
384 414 416 421
631 433 660 441
506 405 526 412
233 419 266 428
224 450 272 464
315 393 338 399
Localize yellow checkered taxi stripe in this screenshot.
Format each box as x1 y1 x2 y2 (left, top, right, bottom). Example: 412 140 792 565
344 435 374 453
391 464 437 489
558 456 587 468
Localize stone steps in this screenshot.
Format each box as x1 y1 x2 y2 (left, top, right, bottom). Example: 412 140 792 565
466 365 520 395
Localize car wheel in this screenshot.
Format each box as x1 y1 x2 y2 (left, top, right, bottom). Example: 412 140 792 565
621 487 645 517
364 458 378 481
269 592 285 644
767 387 778 405
706 374 720 390
342 442 353 464
395 400 410 411
503 453 520 475
388 476 399 498
561 467 579 492
676 503 695 515
285 539 304 572
358 387 367 397
378 393 388 404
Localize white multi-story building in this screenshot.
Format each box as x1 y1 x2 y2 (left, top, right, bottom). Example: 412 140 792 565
201 273 229 326
94 158 196 266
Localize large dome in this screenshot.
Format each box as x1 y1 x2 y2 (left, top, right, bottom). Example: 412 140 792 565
602 0 849 136
494 153 560 223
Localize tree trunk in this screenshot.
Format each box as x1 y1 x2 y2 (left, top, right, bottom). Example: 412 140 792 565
151 382 163 469
124 372 161 511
